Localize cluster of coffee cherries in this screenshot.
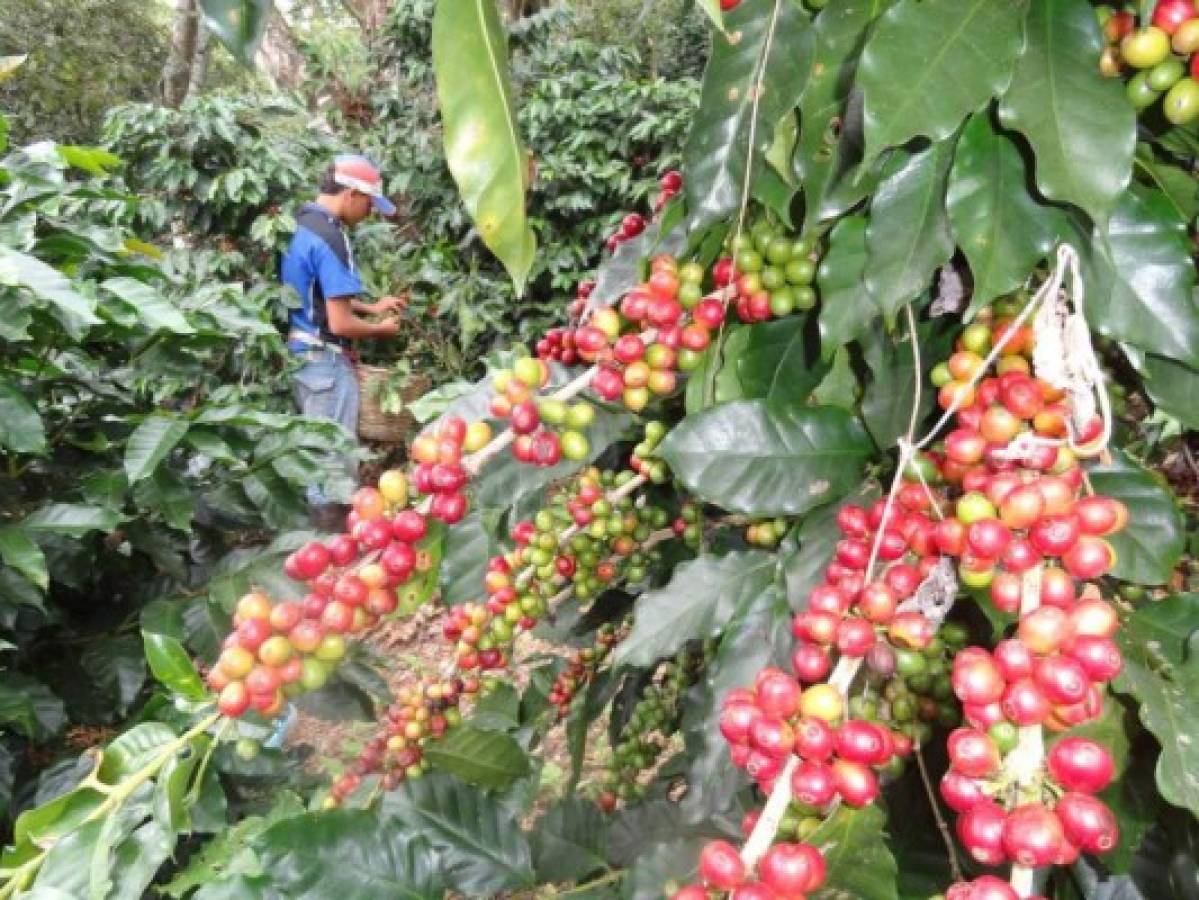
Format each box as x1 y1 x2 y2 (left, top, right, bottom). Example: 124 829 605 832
409 417 491 524
571 257 727 411
629 419 671 483
716 219 822 323
596 641 711 810
1099 1 1199 124
328 674 477 803
675 837 826 899
744 517 791 548
603 170 683 254
443 468 670 670
853 620 969 749
547 620 628 718
210 483 437 718
487 355 597 467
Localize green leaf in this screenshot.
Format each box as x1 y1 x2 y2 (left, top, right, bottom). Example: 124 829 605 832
946 111 1070 314
1135 144 1199 224
695 0 727 34
433 0 535 291
124 414 189 484
864 137 957 323
109 820 176 900
1087 451 1184 585
858 0 1026 167
860 322 955 450
997 0 1135 226
686 326 751 413
55 145 121 176
423 724 530 791
817 214 871 357
614 550 777 667
1085 186 1199 368
0 245 100 339
1124 348 1199 430
680 581 788 817
1114 594 1199 820
142 631 209 700
658 401 873 517
197 0 270 65
795 0 890 232
0 375 45 454
811 347 858 409
21 503 122 536
736 316 828 404
809 805 899 900
530 799 610 884
0 674 66 741
98 722 178 783
0 526 48 590
81 636 147 717
383 774 534 895
683 0 815 229
102 277 194 334
439 510 495 606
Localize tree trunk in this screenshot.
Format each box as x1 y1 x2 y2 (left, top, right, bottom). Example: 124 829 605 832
162 0 199 108
188 19 212 97
255 2 306 92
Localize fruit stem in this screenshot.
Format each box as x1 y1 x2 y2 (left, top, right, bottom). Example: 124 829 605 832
915 741 965 883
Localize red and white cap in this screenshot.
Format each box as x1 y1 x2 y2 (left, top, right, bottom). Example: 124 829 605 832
332 153 395 216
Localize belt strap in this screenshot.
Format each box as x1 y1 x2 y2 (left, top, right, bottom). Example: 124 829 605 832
288 330 344 355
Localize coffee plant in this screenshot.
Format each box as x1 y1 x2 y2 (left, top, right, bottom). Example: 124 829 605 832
5 0 1199 898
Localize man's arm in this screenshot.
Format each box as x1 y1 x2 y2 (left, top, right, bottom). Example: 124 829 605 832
351 295 408 316
326 297 399 339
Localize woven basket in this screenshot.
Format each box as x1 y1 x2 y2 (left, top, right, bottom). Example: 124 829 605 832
356 364 430 444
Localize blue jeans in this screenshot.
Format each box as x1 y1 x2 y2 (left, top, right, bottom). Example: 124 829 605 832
292 350 359 505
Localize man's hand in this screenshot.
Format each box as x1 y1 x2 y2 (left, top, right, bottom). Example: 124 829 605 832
372 294 409 316
373 317 401 337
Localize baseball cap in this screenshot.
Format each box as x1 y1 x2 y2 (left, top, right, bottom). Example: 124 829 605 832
331 153 396 216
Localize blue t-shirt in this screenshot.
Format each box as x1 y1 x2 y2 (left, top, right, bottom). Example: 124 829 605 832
281 203 363 352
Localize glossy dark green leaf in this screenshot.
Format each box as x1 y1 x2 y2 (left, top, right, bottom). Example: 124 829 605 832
0 245 100 339
197 0 270 66
0 526 47 590
684 0 814 229
736 316 828 404
98 722 178 783
810 805 899 900
0 674 66 741
1123 347 1199 430
1134 144 1199 224
21 503 122 537
795 0 891 232
383 774 534 895
679 582 788 816
1087 451 1184 585
433 0 535 290
439 510 496 606
816 214 871 357
811 347 859 409
1113 594 1199 819
685 325 751 413
423 724 530 791
109 820 176 899
0 375 45 454
624 836 707 900
860 322 955 449
142 631 209 700
613 551 777 667
1084 187 1199 368
857 0 1026 166
997 0 1135 226
81 636 146 717
124 414 189 484
947 112 1070 314
864 137 956 323
102 277 194 335
530 799 610 883
658 401 873 517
